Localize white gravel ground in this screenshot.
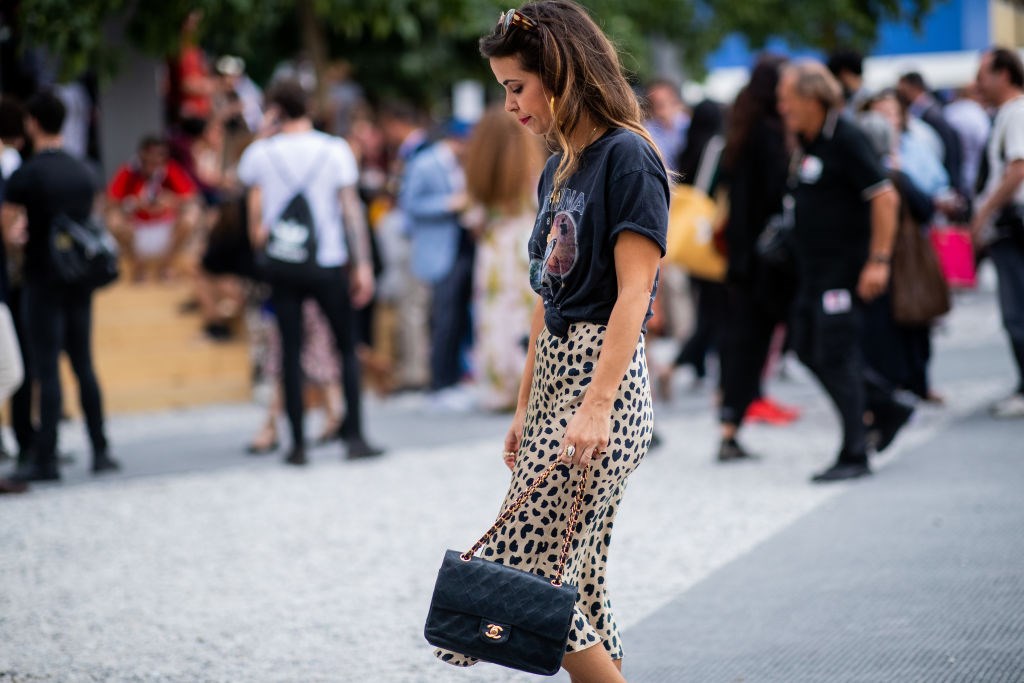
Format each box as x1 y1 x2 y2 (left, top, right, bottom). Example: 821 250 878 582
0 283 1008 683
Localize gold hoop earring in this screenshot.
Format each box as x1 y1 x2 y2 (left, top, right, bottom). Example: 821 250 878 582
549 96 555 112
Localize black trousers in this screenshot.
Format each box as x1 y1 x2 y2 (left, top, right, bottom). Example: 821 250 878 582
429 236 475 392
270 268 364 449
6 286 35 458
673 276 727 378
718 284 780 426
22 283 108 468
793 286 900 463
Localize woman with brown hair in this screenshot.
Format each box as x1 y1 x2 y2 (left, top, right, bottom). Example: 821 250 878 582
434 2 669 680
463 104 547 411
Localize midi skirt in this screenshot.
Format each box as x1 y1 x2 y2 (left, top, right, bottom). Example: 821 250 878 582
435 321 654 666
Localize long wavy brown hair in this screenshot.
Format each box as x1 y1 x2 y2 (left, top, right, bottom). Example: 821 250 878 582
479 0 663 200
464 104 548 216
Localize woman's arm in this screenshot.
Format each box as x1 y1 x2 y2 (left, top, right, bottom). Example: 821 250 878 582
562 231 662 468
503 297 545 469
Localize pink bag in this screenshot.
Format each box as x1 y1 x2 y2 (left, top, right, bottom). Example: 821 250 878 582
929 226 976 289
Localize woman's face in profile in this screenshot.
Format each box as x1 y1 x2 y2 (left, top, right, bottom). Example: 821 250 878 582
490 55 553 136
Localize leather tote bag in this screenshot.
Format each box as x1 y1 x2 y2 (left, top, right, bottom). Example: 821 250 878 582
891 211 952 326
424 461 589 676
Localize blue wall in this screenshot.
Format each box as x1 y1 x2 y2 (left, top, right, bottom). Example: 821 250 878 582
705 0 989 70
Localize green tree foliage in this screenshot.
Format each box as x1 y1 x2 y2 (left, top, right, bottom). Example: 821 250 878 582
15 0 941 103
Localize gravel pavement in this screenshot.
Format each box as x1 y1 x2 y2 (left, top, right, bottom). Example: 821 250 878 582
0 280 1015 682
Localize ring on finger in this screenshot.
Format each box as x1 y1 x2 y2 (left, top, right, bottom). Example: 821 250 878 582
564 445 576 459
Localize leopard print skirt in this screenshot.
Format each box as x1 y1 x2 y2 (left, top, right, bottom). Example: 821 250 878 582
435 321 654 667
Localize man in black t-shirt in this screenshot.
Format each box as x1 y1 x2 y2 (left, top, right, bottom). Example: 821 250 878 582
778 62 913 482
1 92 119 483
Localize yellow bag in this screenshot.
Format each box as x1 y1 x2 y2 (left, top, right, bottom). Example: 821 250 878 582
665 184 726 281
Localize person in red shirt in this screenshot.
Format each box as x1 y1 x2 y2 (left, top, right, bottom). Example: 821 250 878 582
106 135 200 281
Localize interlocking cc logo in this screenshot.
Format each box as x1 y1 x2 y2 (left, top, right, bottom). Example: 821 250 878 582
484 624 504 640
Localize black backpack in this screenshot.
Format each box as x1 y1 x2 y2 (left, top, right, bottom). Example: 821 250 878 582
255 143 331 286
49 213 120 289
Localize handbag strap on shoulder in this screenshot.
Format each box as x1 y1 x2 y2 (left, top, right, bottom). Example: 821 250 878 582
461 461 590 587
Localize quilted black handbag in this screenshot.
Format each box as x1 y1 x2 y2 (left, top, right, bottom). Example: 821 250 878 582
424 461 589 676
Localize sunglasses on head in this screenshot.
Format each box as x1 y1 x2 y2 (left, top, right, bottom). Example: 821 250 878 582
497 8 536 34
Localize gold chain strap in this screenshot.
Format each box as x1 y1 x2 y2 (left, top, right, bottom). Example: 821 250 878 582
461 461 590 587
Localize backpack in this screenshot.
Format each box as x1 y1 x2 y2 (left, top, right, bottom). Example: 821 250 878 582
49 213 120 289
255 142 331 286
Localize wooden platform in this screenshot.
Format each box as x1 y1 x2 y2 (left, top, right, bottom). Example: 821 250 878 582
59 282 252 415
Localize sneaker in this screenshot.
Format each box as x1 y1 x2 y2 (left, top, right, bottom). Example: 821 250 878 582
284 447 308 466
745 398 798 425
717 438 757 463
991 393 1024 419
427 386 476 414
8 462 60 483
345 437 385 461
765 397 801 421
868 401 915 453
811 461 871 483
92 453 122 475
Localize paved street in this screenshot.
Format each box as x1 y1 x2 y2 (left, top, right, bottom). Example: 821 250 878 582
0 273 1021 683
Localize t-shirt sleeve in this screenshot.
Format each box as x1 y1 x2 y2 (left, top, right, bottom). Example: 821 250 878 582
3 166 30 205
1003 105 1024 164
165 162 197 196
236 144 261 187
107 167 131 200
332 138 359 188
838 124 891 201
607 167 670 257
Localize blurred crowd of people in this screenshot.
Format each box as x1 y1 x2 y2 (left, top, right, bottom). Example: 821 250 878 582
1 19 1022 491
654 46 1024 481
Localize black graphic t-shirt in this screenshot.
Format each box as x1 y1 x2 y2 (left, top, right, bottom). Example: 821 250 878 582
529 127 669 337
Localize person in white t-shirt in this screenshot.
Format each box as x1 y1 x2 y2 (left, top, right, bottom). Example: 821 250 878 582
972 47 1024 418
237 79 383 462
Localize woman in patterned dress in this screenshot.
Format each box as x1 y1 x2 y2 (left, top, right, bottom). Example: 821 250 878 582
463 105 547 411
434 2 670 681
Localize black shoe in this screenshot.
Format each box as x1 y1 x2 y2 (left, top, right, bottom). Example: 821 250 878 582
868 401 914 453
811 461 871 482
284 447 307 466
92 453 122 475
344 438 384 460
8 463 61 483
717 437 757 463
648 431 662 451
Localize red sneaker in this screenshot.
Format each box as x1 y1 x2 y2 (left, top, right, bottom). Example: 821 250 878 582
761 396 801 421
745 397 799 425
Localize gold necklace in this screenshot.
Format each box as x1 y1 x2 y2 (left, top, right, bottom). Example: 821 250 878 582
551 125 602 205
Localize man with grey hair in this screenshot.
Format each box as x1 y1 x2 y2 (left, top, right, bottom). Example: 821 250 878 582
972 47 1024 418
777 61 912 482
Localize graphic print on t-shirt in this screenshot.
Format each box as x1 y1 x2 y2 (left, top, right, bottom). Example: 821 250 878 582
532 187 585 291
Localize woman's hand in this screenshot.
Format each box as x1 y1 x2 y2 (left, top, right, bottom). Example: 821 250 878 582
503 411 526 471
559 400 611 469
